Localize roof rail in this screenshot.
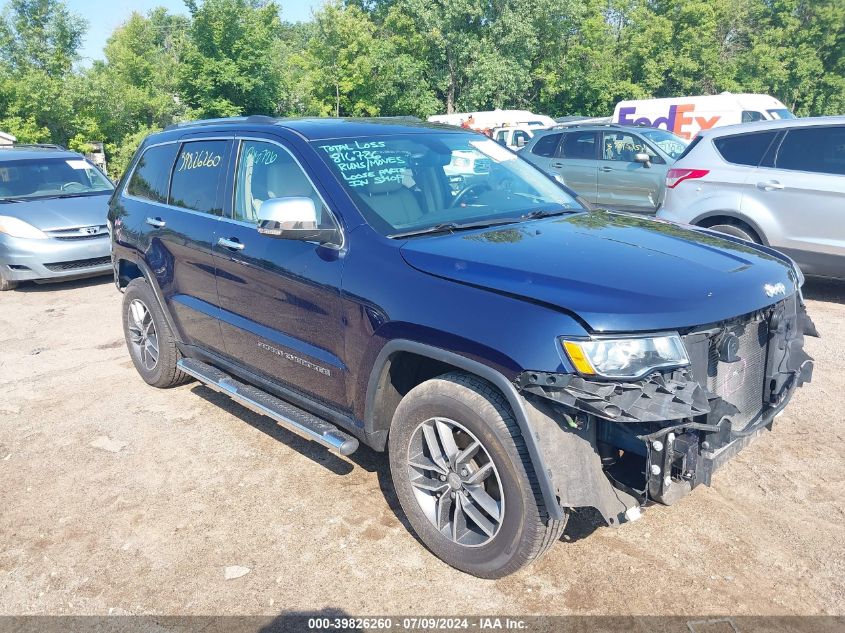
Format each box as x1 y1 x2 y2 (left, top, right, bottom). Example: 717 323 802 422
377 115 422 121
550 121 659 131
10 143 67 150
163 115 279 132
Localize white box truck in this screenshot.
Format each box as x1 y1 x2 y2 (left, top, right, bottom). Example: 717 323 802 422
612 93 794 140
427 109 556 131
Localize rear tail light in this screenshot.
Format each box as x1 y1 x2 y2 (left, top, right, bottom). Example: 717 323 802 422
666 168 709 188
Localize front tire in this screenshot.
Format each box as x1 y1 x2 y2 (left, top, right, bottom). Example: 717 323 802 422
121 278 189 388
388 372 566 578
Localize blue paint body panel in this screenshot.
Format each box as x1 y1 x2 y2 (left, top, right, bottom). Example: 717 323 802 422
109 117 800 435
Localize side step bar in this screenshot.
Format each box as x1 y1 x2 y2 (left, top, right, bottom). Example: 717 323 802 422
177 358 359 456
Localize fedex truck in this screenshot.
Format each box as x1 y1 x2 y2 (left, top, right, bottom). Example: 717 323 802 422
612 93 794 140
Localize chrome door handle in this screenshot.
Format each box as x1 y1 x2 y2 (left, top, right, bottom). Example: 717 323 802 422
145 217 166 228
551 162 566 168
757 180 784 191
217 237 245 251
600 166 613 172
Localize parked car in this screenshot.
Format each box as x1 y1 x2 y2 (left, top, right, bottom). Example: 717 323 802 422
0 145 114 291
110 116 815 578
521 123 688 213
492 125 535 150
614 92 794 140
657 116 845 280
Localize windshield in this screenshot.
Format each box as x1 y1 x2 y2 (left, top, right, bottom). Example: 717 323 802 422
0 157 113 201
313 132 584 237
768 108 795 120
638 129 689 160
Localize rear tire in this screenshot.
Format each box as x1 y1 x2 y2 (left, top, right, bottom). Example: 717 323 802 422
0 269 18 291
388 372 567 578
122 278 189 388
702 218 761 244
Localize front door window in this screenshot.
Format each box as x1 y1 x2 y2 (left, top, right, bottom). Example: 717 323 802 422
234 140 335 230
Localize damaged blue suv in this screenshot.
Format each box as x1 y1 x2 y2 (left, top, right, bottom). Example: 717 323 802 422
109 117 816 578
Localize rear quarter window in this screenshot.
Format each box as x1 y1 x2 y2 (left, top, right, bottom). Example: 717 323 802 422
713 131 779 166
126 143 179 203
674 136 701 162
774 126 845 175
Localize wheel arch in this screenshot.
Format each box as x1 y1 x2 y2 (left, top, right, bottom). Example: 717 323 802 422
364 339 564 520
115 254 184 346
691 210 769 245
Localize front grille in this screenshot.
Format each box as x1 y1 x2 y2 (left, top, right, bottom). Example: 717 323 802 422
45 226 108 240
44 256 111 272
705 318 769 431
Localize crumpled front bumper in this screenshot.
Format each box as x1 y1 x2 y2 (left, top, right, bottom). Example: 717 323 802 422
516 294 817 525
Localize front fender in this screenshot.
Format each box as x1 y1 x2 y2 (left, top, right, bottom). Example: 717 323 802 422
364 339 567 521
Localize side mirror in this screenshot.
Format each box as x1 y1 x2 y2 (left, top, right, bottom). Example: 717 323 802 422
634 152 652 167
257 197 339 245
516 136 527 148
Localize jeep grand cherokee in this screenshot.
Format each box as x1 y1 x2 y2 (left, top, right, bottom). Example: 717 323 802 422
109 116 815 578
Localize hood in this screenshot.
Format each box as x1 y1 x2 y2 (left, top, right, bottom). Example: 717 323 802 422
399 211 797 332
0 193 111 231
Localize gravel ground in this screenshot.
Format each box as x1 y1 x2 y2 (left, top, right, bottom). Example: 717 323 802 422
0 275 843 616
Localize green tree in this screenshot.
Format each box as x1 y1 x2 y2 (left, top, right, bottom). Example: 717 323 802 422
79 9 189 144
289 1 380 117
0 0 86 144
0 0 85 75
738 0 845 115
180 0 284 117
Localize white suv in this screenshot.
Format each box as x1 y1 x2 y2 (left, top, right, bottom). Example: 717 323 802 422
657 116 845 279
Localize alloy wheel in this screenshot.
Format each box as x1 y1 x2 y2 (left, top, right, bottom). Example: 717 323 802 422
407 417 504 547
127 299 159 371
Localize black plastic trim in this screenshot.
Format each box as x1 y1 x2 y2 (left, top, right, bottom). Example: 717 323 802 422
365 339 565 520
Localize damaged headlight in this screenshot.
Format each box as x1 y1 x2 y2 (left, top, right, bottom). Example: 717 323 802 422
561 333 689 379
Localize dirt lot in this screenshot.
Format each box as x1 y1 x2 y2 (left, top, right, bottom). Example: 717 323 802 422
1 275 843 617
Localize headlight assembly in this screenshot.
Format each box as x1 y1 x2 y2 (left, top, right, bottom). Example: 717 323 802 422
0 216 48 239
561 333 689 380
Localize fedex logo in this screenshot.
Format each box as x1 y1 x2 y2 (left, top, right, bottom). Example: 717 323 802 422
618 105 720 140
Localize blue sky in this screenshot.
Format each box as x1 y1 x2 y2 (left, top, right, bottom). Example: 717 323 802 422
64 0 324 63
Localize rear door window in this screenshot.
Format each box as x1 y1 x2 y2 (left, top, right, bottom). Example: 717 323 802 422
714 131 779 166
168 140 231 215
531 133 562 157
558 131 597 159
126 143 179 203
774 126 845 175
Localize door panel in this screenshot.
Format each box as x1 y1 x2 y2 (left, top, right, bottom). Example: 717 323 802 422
124 140 228 354
213 138 348 408
596 132 664 212
549 131 598 202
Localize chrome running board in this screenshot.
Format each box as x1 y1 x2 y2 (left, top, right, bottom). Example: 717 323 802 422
177 357 359 456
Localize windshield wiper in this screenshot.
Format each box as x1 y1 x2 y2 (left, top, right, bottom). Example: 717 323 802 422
0 198 24 203
390 217 521 239
37 192 91 200
521 207 581 220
